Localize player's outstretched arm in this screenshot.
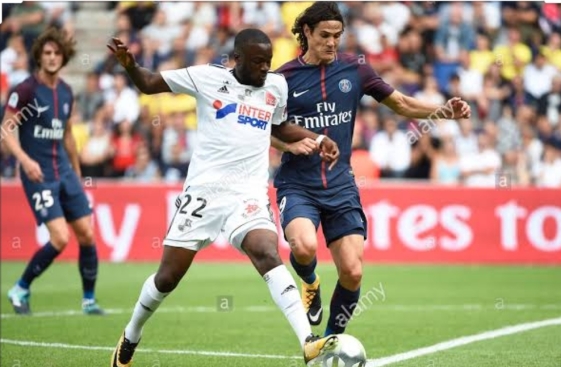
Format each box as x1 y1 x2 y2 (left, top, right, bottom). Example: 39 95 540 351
107 37 171 95
381 90 471 120
272 122 339 169
1 110 44 182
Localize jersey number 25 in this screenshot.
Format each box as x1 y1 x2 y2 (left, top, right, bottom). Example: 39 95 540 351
32 190 54 211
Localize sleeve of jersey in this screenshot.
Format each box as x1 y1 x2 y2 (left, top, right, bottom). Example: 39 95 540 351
5 82 32 114
359 63 395 103
271 76 288 125
160 66 202 96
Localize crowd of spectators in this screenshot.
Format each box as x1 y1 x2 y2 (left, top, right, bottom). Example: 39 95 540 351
1 1 561 187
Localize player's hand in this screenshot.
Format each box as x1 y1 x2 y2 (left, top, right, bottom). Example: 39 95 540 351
319 137 339 170
287 138 318 156
446 97 471 119
106 37 136 69
22 158 44 183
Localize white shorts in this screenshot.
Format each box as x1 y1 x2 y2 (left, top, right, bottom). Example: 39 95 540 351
163 187 277 253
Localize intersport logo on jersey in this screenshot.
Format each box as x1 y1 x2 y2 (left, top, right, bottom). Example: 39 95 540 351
214 100 272 130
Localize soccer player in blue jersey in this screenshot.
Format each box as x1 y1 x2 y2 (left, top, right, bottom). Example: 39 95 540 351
2 28 104 315
272 2 471 336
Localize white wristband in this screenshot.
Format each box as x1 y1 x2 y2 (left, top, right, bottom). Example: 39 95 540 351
315 134 326 146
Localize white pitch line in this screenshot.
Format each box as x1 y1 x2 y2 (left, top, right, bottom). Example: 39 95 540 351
2 304 560 319
366 316 561 367
0 339 300 360
2 317 561 365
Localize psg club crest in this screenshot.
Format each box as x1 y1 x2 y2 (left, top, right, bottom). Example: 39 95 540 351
339 79 352 93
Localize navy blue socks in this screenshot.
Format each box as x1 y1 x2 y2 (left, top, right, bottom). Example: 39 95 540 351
289 252 317 284
325 281 360 336
18 242 60 289
79 245 98 300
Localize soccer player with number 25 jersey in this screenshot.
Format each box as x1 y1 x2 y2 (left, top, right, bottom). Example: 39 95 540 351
2 28 104 315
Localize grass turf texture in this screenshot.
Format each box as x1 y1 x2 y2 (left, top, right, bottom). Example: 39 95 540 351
1 262 560 367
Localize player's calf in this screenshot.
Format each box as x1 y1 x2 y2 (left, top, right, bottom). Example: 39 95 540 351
325 281 361 336
241 229 283 276
153 246 196 293
248 248 283 276
154 268 184 293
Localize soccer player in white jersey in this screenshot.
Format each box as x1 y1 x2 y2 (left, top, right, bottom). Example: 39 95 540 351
107 29 341 367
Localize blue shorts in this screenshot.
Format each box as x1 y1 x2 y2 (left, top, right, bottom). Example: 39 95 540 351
276 184 367 245
21 169 92 225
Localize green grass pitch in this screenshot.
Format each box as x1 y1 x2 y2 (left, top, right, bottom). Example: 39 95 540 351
1 262 560 367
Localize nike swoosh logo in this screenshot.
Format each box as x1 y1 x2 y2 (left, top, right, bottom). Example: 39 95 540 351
37 106 50 116
308 308 322 323
293 90 309 98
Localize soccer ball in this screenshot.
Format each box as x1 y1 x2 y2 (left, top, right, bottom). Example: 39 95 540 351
307 334 367 367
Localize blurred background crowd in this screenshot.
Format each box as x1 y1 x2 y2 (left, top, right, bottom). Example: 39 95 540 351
1 1 560 187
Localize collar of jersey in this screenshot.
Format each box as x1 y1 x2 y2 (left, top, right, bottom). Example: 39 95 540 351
297 53 339 66
228 69 261 88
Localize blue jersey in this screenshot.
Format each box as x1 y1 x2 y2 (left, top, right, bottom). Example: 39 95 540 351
274 53 394 190
6 74 74 181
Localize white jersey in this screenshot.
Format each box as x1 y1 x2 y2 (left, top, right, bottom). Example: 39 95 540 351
161 64 288 195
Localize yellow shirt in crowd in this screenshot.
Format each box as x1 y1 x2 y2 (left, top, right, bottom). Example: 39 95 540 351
541 46 561 71
493 43 532 81
469 50 495 75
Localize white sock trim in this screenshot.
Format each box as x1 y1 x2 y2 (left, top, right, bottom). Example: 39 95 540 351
145 274 168 301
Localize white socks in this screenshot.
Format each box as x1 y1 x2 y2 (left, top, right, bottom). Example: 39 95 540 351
264 265 312 348
124 267 312 349
124 274 168 343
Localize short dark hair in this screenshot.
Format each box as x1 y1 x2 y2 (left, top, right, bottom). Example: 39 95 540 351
234 28 271 53
32 27 76 68
292 2 345 54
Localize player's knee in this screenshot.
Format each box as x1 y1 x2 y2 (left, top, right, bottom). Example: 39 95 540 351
288 235 317 262
339 265 363 289
50 229 70 250
154 271 180 293
76 226 95 245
